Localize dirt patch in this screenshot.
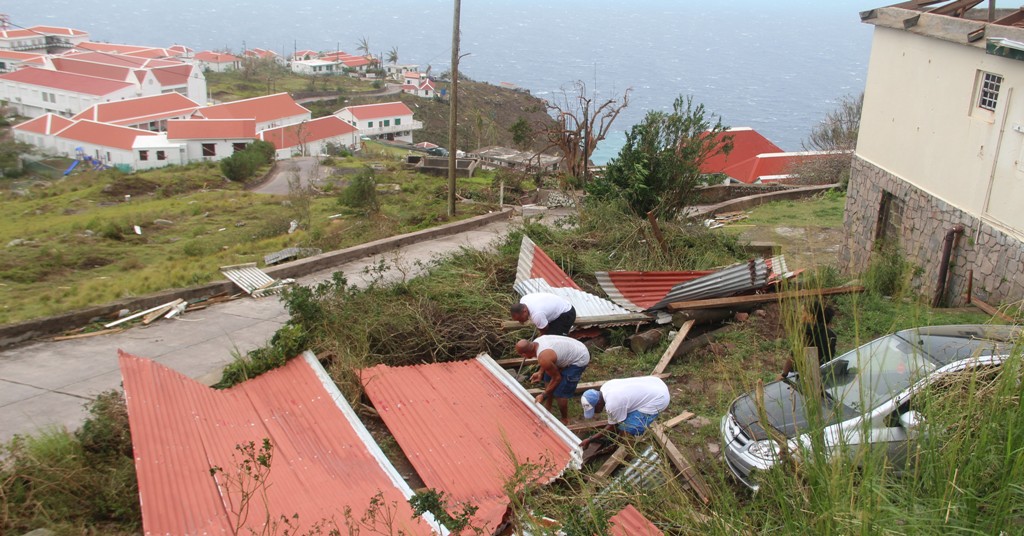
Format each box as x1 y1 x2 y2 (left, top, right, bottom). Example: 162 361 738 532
736 225 844 272
102 177 160 198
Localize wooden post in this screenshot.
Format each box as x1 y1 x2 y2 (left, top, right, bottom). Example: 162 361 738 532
447 0 461 217
651 320 694 375
650 424 712 505
646 210 669 255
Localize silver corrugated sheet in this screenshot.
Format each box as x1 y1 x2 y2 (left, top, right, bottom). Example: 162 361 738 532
514 278 631 318
645 255 788 311
264 247 322 266
220 263 292 297
595 445 668 504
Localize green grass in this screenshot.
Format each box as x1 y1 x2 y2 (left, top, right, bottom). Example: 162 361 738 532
733 190 846 227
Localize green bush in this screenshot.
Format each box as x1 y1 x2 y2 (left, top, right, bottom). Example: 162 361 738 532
864 241 914 298
337 167 379 213
219 150 262 182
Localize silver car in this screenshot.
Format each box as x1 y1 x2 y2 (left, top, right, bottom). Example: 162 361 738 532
721 324 1021 491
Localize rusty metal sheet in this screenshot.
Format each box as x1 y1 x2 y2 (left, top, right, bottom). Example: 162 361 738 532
361 354 582 533
609 504 664 536
120 350 442 536
595 270 715 312
645 256 789 312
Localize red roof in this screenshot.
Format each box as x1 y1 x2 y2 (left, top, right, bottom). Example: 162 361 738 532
515 235 581 290
243 48 278 59
361 356 581 532
258 116 356 149
167 119 256 140
195 50 240 63
595 270 715 311
150 64 194 86
342 101 413 120
292 49 319 60
77 41 150 55
0 26 86 39
699 127 782 175
62 51 180 69
721 151 833 184
56 120 156 150
12 113 74 135
609 505 663 536
0 67 133 96
0 50 45 63
120 351 439 536
51 56 131 82
72 93 200 125
197 93 309 124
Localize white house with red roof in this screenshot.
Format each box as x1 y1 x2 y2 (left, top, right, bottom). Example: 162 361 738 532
699 127 834 184
0 50 45 72
291 52 371 75
166 119 257 162
12 113 75 151
73 93 201 131
291 50 319 61
335 101 421 143
0 66 137 117
258 115 359 158
193 51 240 73
402 77 435 99
52 120 163 171
194 93 311 132
131 135 187 170
42 51 206 105
0 25 88 54
243 48 285 66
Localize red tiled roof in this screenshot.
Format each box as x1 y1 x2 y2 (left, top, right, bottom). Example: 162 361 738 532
243 48 278 59
51 56 132 82
721 151 833 184
0 50 46 63
609 505 663 536
120 351 439 536
0 67 134 96
73 93 200 125
197 93 309 124
515 235 581 290
699 127 782 175
342 101 413 120
150 64 194 86
258 116 356 149
292 49 319 59
12 113 74 135
595 270 715 312
77 41 150 55
195 50 240 63
0 26 87 39
62 51 181 69
167 119 256 140
56 120 156 150
361 355 581 532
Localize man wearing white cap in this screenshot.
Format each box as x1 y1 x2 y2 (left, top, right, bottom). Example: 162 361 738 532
579 376 670 449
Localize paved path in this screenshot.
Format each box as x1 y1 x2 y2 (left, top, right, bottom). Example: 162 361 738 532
0 210 568 444
251 156 325 195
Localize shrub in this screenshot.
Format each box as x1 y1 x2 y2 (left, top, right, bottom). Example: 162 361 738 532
337 167 379 213
219 150 262 182
863 241 914 298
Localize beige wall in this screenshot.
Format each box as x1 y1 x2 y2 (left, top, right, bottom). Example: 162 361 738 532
857 26 1024 236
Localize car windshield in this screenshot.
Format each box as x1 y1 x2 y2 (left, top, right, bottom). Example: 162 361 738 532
821 333 935 413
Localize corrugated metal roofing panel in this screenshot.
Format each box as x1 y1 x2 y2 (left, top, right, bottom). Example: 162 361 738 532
514 235 581 290
514 278 634 319
609 504 664 536
220 262 292 297
120 350 442 536
361 354 582 533
595 270 715 312
645 256 788 311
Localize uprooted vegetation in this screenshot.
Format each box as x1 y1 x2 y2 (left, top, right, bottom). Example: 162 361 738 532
4 198 1021 535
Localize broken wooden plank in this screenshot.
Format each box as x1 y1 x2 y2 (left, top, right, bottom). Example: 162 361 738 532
53 327 125 341
666 286 865 311
971 295 1017 323
594 445 630 480
527 373 670 396
663 411 696 429
142 298 184 325
104 300 182 328
494 357 539 368
652 320 695 375
650 423 712 505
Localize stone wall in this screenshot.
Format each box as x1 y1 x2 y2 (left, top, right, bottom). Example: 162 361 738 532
840 156 1024 307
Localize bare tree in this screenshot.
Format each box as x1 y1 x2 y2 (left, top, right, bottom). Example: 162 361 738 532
791 93 864 186
542 81 630 186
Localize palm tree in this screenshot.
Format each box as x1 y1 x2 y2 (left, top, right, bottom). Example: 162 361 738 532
357 36 370 56
386 47 399 65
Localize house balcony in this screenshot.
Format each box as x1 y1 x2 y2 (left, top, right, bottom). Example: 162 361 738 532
359 120 423 137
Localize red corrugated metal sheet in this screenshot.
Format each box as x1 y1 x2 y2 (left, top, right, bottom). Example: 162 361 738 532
595 270 714 311
361 355 582 533
120 350 440 536
515 235 581 290
608 504 663 536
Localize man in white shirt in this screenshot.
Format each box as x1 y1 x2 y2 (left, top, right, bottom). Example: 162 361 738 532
510 292 576 336
515 335 591 423
579 376 670 448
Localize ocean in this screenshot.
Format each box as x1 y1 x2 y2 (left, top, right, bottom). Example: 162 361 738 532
1 1 946 162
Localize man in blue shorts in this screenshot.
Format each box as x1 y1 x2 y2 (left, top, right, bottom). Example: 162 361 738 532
579 376 670 449
515 335 591 424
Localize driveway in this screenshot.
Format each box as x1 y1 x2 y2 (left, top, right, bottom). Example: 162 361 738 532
251 156 325 195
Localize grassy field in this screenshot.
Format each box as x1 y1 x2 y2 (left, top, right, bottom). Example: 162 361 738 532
0 150 497 325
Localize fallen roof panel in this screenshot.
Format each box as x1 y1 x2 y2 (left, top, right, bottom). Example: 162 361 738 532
514 235 581 290
513 278 646 324
609 504 664 536
361 355 581 534
595 270 715 312
645 256 788 312
120 350 441 536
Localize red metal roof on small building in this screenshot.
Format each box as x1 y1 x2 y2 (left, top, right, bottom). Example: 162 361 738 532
195 50 240 63
63 51 181 69
361 355 581 532
699 127 783 175
609 504 663 536
13 113 74 135
73 93 199 125
595 270 715 311
342 101 414 120
120 351 440 536
52 56 132 81
167 119 256 140
0 67 134 96
197 93 310 124
56 120 156 150
721 151 833 184
258 115 357 149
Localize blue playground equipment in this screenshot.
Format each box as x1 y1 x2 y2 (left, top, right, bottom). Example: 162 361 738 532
62 159 79 176
65 147 109 173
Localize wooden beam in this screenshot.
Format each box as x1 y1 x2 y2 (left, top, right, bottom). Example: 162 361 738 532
494 357 538 368
663 411 695 429
103 299 182 328
52 327 125 341
666 286 865 312
594 445 630 480
501 313 653 331
652 320 694 375
971 295 1017 323
527 373 670 396
650 424 712 505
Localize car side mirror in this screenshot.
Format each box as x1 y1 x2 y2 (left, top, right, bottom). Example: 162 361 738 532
899 410 922 432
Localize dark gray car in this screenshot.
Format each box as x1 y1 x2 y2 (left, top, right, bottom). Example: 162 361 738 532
720 324 1021 490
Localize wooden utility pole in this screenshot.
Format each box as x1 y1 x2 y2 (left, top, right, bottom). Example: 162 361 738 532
447 0 461 217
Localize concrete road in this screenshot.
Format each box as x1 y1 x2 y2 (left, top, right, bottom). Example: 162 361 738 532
0 212 558 444
251 156 325 195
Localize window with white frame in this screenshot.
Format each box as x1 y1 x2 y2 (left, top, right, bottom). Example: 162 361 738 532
978 72 1003 111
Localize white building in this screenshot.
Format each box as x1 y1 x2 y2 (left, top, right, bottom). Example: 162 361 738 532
193 51 240 73
0 67 137 117
842 5 1024 307
52 120 161 171
166 119 256 162
0 25 88 54
194 93 311 132
335 101 421 143
258 115 360 158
